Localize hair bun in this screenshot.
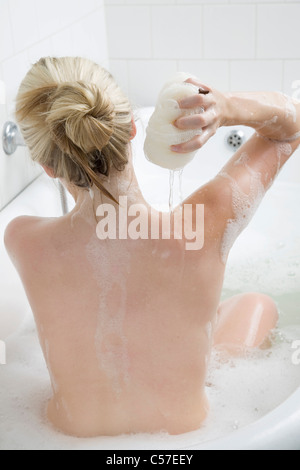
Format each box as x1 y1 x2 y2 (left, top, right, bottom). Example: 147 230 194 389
46 81 115 155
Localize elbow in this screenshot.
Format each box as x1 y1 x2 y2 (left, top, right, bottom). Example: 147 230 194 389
285 97 300 143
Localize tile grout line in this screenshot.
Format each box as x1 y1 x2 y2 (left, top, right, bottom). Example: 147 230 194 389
1 6 104 65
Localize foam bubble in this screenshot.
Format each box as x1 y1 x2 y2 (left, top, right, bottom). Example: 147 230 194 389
220 170 265 264
255 116 278 131
284 95 297 123
206 328 300 435
234 152 250 167
1 311 299 449
277 143 293 157
44 339 59 394
275 142 293 175
85 234 130 394
266 116 279 126
223 181 300 300
283 131 300 143
224 234 300 299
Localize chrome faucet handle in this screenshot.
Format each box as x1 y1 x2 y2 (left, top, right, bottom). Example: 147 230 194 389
2 121 26 156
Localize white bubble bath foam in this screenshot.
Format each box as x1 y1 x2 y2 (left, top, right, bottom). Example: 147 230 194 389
0 108 300 450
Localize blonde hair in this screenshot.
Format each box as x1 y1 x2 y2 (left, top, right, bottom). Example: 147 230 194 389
16 57 133 202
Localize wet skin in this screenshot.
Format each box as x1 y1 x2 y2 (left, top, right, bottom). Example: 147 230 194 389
4 88 300 436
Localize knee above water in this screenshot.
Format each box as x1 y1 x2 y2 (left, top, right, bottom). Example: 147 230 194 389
243 293 279 335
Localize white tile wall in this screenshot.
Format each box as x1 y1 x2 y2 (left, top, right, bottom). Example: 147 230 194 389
257 4 300 59
152 6 203 59
1 0 300 209
178 60 230 90
284 61 300 97
0 0 109 210
230 60 283 92
203 5 256 60
9 0 40 53
105 1 300 105
104 0 300 183
106 6 152 58
128 60 178 107
0 2 14 62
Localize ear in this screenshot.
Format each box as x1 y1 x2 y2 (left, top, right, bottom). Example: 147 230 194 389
42 165 55 178
130 115 137 140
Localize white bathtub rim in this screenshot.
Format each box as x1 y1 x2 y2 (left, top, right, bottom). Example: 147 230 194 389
186 386 300 450
3 307 300 450
1 166 300 450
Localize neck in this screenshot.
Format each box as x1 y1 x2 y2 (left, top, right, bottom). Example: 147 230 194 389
63 157 145 210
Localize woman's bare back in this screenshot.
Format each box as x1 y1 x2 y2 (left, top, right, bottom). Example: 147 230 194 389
5 183 227 436
5 83 300 437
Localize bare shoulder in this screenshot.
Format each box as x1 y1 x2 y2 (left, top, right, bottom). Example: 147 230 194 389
4 215 43 249
184 176 233 237
4 215 54 266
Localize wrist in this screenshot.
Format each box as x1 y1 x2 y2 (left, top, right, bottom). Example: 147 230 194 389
221 92 263 129
221 92 236 127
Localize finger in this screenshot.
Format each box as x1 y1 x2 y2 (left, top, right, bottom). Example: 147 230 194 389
171 127 216 154
199 127 216 147
175 108 218 130
178 93 215 110
175 114 206 130
171 135 204 154
185 78 211 93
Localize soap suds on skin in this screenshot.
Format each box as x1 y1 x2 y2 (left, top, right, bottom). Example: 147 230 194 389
86 234 131 395
169 170 175 213
71 190 131 395
275 142 293 176
221 137 293 264
205 322 213 341
283 94 297 124
44 340 59 394
282 131 300 143
61 397 73 424
276 143 293 157
1 267 300 448
265 116 279 127
255 116 279 132
1 319 298 449
220 164 266 264
234 152 250 167
44 337 74 424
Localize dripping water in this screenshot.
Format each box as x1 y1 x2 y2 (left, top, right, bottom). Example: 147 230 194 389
178 169 184 206
169 169 185 213
169 170 175 213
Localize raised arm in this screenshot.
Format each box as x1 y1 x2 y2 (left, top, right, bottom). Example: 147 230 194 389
214 89 300 196
174 80 300 261
172 79 300 151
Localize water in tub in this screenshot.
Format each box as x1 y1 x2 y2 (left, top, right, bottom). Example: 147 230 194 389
0 128 300 450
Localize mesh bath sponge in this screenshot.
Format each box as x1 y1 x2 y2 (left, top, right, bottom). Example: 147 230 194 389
144 73 203 170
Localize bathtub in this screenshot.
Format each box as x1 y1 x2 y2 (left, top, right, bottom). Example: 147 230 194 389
0 107 299 450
